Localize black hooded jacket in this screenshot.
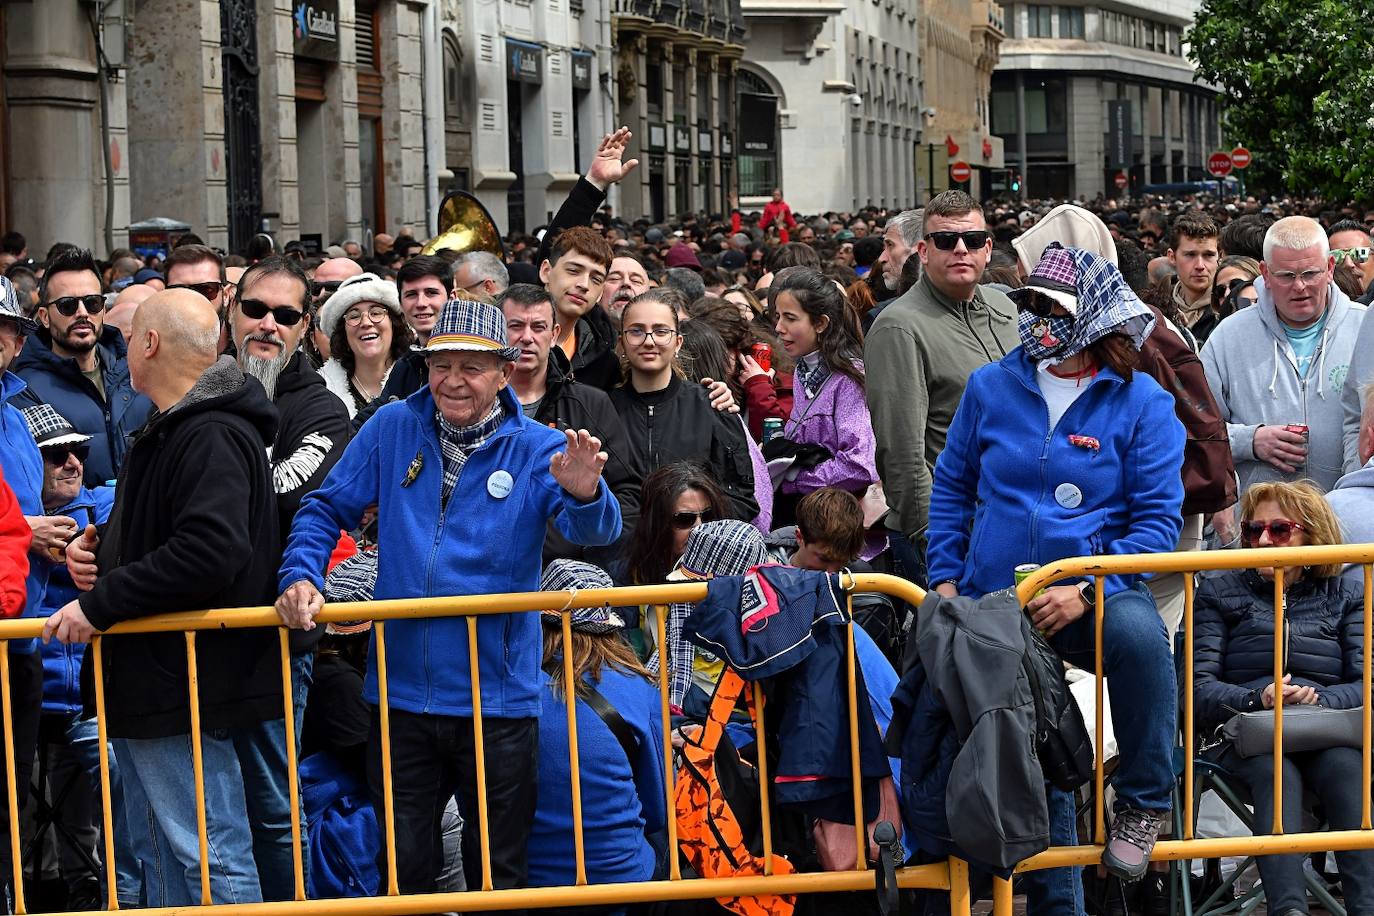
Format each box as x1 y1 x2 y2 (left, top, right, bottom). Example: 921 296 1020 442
567 304 622 392
79 358 284 739
269 351 352 536
609 373 759 522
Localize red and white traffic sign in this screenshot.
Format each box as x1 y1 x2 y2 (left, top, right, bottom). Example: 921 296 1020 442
950 160 972 183
1207 152 1234 178
1114 172 1128 189
1230 147 1252 169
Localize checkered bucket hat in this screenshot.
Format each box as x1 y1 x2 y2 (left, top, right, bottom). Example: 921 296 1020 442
22 404 91 448
540 559 624 634
0 276 36 334
678 520 769 578
424 298 520 361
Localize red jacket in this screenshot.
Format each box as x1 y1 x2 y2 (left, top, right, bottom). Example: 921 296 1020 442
761 200 797 230
0 468 31 619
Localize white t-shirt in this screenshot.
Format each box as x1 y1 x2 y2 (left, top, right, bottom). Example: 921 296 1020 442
1036 360 1093 432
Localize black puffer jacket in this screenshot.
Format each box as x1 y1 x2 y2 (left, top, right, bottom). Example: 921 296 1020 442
609 374 759 522
1191 569 1366 733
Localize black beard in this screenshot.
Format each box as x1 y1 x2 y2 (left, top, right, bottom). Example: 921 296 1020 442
52 322 99 355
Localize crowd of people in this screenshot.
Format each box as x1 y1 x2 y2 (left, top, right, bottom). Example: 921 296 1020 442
2 124 1374 916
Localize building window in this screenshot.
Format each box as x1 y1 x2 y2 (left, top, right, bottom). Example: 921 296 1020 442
736 69 778 197
1026 4 1052 37
1058 6 1083 39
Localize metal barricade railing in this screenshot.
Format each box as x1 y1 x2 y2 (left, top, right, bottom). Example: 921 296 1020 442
0 572 960 916
999 543 1374 916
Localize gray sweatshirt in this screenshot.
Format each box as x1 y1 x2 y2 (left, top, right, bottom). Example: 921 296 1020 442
1340 308 1374 472
1200 280 1366 493
1325 459 1374 587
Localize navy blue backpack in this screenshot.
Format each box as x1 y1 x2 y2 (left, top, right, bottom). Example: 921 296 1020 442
301 752 381 898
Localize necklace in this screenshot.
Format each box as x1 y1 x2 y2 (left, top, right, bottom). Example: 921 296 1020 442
351 374 380 402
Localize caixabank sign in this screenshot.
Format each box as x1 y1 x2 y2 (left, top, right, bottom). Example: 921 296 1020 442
294 1 340 61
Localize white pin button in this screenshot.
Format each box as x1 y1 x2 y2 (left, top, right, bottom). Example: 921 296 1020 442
487 470 514 499
1054 483 1083 509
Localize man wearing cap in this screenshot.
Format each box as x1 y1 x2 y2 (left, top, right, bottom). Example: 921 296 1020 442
15 248 154 488
275 297 622 898
0 275 50 907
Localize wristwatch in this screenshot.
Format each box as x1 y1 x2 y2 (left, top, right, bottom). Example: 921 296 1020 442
1077 580 1096 611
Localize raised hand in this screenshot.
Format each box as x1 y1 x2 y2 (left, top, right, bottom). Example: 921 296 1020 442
550 428 608 502
587 128 640 191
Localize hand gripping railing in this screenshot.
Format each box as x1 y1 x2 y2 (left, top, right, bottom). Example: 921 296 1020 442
0 573 962 916
992 544 1374 916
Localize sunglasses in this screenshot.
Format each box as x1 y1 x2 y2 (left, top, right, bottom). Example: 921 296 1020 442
1240 518 1305 546
1212 277 1248 308
923 230 991 251
238 298 306 327
1333 247 1372 265
671 509 716 530
312 280 343 299
48 295 106 317
167 281 225 301
42 443 89 465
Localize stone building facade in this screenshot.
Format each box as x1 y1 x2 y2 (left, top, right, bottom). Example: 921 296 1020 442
0 0 441 257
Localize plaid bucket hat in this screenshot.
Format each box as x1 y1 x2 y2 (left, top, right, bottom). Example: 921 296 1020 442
0 276 37 335
424 297 520 361
675 520 769 579
1009 245 1082 315
22 404 91 448
539 559 624 634
322 551 378 635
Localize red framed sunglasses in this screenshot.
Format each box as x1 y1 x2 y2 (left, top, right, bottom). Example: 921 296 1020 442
1240 518 1305 546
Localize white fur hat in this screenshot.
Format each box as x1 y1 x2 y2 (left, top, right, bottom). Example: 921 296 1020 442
318 273 401 338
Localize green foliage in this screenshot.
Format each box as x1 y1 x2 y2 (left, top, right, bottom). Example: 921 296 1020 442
1188 0 1374 200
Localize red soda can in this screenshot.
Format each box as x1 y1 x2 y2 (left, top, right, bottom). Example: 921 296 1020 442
1284 424 1309 440
751 342 772 373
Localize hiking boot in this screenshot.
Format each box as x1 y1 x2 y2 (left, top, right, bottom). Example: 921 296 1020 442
1102 808 1169 882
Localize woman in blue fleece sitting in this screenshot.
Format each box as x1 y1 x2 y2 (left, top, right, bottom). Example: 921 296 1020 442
927 245 1186 910
527 560 667 904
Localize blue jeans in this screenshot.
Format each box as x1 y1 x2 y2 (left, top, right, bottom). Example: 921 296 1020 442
64 716 142 906
1024 586 1176 916
114 730 262 906
232 652 313 901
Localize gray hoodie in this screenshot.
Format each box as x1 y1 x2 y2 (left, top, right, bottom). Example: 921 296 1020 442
1200 279 1365 493
1325 459 1374 586
1340 308 1374 472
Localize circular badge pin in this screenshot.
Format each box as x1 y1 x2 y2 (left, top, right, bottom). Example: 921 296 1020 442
487 470 514 499
1054 483 1083 510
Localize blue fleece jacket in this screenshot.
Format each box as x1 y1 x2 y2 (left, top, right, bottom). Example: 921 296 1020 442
278 385 622 718
928 347 1185 599
528 667 666 887
1 371 46 652
39 485 115 715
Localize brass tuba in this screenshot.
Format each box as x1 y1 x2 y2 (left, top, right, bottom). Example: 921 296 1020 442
420 190 508 260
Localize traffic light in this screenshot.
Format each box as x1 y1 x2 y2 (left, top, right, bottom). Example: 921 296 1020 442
1010 170 1021 193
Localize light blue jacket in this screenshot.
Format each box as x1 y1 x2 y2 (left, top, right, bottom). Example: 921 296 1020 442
928 347 1185 599
279 385 622 718
1 371 45 652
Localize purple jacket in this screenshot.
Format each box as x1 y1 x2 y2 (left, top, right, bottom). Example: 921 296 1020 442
782 364 879 496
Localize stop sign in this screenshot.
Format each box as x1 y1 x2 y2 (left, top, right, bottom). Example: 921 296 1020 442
1231 147 1252 169
1207 152 1234 178
1114 172 1128 189
950 160 971 183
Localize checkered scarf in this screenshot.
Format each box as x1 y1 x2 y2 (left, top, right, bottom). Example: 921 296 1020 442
792 351 830 400
436 400 508 502
1047 244 1156 357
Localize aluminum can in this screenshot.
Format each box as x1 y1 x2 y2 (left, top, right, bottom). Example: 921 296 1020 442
751 342 772 373
1284 423 1309 441
1014 563 1042 588
762 417 784 443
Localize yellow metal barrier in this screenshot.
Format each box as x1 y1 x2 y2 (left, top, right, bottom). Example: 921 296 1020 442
1012 543 1374 883
1 573 957 916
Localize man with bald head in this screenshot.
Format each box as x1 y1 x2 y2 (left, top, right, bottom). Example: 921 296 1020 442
45 287 284 906
306 258 364 365
105 283 156 343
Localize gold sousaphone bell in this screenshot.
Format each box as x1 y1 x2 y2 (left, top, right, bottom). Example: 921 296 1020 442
420 190 508 261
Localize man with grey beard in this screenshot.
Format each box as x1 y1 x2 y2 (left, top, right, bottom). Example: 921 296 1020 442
227 254 350 901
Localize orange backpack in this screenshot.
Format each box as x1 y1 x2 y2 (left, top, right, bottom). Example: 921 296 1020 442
674 669 796 916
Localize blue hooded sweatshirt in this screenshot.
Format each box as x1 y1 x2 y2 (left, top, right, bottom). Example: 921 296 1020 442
0 371 46 651
928 346 1185 599
279 384 622 718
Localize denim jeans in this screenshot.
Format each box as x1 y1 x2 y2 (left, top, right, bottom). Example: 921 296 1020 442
367 708 536 909
114 730 262 906
231 651 314 901
1221 746 1374 916
63 715 142 906
1024 585 1176 916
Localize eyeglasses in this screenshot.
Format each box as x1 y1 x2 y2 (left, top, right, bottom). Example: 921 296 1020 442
1267 268 1326 287
238 298 306 327
671 509 716 530
1240 518 1306 546
924 230 991 251
41 443 89 465
312 281 343 299
166 281 225 301
345 305 391 326
48 295 106 317
623 326 678 345
1333 247 1372 265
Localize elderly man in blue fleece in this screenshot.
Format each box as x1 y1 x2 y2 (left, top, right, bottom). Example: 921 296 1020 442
275 297 622 904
